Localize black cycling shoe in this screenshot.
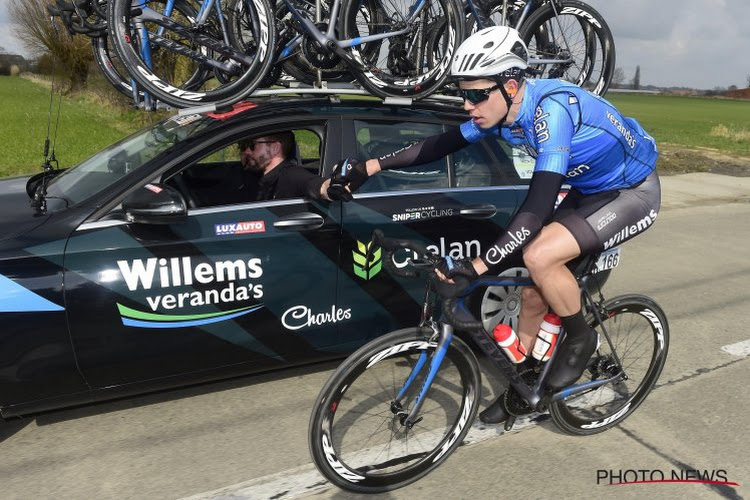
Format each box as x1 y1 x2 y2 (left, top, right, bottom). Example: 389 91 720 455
479 393 509 424
545 328 598 390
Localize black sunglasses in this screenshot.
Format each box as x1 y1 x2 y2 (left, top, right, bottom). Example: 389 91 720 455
240 139 277 151
458 84 500 105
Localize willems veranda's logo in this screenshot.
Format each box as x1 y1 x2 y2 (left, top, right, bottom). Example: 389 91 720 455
597 468 738 488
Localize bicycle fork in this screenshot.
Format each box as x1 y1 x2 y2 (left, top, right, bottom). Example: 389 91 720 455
392 323 453 429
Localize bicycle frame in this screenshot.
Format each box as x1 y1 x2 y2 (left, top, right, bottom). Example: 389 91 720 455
279 0 426 62
131 0 257 74
395 273 624 428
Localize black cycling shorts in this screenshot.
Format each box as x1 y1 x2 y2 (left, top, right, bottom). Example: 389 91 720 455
553 170 661 254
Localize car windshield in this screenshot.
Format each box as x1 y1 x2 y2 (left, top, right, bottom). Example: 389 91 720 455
43 113 211 211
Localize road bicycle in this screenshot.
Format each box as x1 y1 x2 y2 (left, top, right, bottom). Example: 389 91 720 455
107 0 464 108
309 230 668 492
431 0 615 95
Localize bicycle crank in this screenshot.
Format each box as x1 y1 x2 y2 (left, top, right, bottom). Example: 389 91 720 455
302 25 342 70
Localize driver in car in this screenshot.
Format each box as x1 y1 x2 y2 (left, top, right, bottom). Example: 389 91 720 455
238 131 333 201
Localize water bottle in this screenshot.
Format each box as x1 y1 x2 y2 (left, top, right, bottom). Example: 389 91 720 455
531 313 562 362
493 324 527 364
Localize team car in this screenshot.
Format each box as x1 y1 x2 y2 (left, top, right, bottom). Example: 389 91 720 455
1 92 550 417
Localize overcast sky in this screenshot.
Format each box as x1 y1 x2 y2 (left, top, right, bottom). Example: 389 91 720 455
1 0 749 89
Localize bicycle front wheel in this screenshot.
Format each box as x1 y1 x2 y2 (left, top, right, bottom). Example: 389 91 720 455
340 0 464 99
549 294 669 435
518 0 615 96
309 327 481 493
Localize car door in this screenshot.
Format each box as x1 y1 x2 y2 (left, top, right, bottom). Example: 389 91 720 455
332 115 525 349
63 121 344 389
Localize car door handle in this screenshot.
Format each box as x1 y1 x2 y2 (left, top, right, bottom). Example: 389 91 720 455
459 204 497 219
273 212 325 230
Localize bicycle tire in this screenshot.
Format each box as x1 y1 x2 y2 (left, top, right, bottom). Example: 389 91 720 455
309 327 481 493
518 0 615 96
108 0 275 108
340 0 465 100
548 294 669 435
92 35 139 98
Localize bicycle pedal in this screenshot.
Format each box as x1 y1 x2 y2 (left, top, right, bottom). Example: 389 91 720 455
503 416 516 432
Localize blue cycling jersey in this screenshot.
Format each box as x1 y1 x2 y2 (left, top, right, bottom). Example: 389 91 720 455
460 79 658 194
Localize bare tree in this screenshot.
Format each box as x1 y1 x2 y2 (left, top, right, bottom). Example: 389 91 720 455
631 65 641 90
611 67 626 88
747 74 750 88
9 0 92 89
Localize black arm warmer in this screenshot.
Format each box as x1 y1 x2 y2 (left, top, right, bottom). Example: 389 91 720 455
480 171 565 273
378 127 469 170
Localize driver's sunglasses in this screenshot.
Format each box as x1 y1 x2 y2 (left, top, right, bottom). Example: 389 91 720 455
458 84 500 105
241 139 276 151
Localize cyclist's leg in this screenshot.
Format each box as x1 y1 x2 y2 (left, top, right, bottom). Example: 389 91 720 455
530 171 662 389
517 286 547 352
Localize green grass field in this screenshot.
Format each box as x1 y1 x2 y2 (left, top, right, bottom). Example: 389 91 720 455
0 76 163 178
1 76 748 179
605 93 750 156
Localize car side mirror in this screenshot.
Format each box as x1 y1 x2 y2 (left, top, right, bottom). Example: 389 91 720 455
122 183 187 224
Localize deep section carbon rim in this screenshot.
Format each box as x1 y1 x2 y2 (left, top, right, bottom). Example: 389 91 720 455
309 328 480 492
549 295 668 435
341 0 464 99
519 0 615 96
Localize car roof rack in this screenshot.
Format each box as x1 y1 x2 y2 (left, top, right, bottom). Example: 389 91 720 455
177 81 462 116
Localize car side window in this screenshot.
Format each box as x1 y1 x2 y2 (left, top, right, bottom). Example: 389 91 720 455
452 136 530 187
354 120 448 193
168 127 324 208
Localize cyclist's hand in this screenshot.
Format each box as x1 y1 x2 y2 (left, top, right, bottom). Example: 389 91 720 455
436 256 479 281
432 273 471 298
327 158 368 201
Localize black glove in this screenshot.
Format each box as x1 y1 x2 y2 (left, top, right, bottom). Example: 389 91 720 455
432 275 471 298
436 256 479 281
432 257 478 298
327 158 368 201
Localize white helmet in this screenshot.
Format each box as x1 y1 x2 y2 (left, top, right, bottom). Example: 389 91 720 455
451 26 528 80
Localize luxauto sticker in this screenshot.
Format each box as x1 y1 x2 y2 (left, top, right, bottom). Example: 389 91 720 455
215 220 266 236
115 256 264 328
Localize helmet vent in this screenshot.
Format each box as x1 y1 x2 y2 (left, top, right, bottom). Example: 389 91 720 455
468 53 485 71
483 41 494 49
511 41 527 59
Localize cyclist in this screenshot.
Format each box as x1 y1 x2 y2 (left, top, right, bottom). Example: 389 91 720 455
239 131 333 201
328 26 661 424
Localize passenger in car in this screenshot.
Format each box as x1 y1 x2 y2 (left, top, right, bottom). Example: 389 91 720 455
238 131 332 201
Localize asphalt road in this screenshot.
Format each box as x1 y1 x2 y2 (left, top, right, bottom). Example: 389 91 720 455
2 196 749 500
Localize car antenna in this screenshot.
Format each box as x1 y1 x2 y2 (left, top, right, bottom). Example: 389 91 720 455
31 17 65 215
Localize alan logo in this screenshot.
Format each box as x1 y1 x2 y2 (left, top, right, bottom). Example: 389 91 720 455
353 240 382 280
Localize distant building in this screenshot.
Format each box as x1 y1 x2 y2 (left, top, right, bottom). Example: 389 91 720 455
0 54 29 74
726 88 750 99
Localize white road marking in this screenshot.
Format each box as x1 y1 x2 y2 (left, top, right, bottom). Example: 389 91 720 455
721 339 750 357
179 415 542 500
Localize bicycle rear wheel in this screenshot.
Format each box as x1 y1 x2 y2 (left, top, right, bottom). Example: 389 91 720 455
549 294 669 435
309 327 481 493
340 0 464 99
518 0 615 96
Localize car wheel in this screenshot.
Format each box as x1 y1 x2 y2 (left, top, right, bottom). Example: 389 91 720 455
479 267 530 333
